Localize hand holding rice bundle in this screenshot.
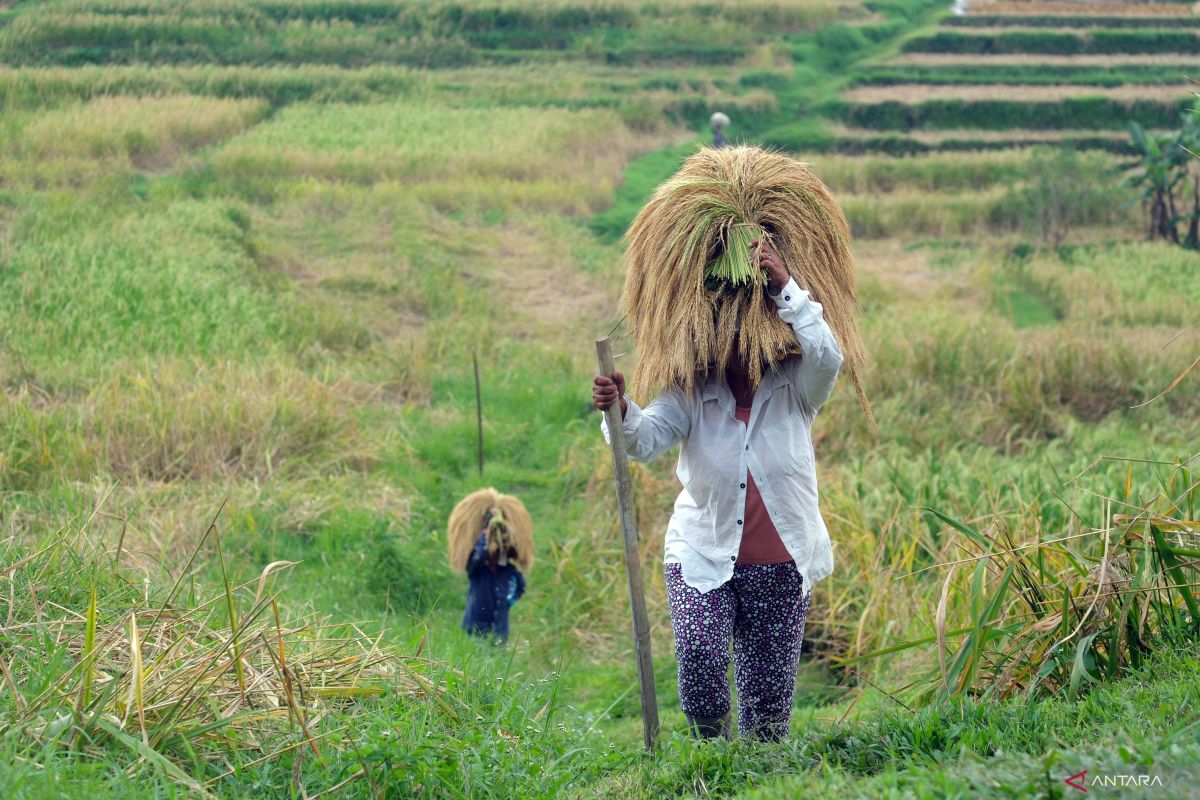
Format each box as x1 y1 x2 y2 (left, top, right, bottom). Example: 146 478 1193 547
621 145 869 415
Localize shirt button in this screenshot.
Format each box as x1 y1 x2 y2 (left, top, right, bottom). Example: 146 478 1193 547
784 295 791 301
740 483 746 489
730 555 736 562
744 445 749 450
737 519 743 526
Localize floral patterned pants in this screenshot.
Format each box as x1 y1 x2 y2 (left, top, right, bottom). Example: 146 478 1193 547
664 561 811 740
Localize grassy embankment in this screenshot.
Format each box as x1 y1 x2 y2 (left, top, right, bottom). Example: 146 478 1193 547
2 0 1199 797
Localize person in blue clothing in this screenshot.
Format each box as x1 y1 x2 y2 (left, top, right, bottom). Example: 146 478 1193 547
448 488 534 643
462 510 526 641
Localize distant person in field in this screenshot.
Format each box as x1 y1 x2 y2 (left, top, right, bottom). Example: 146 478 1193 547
462 513 525 641
447 489 533 644
710 111 730 148
593 238 841 740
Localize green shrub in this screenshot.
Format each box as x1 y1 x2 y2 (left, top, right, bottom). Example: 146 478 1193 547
1092 28 1200 53
998 147 1116 247
944 14 1200 29
813 24 872 68
738 69 791 92
904 29 1084 54
903 29 1200 55
854 64 1191 87
830 97 1191 130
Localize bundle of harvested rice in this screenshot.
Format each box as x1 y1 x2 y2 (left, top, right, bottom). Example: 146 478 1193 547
621 145 869 414
447 487 534 574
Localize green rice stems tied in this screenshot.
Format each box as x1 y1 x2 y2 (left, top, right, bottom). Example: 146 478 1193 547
705 223 767 292
621 145 871 419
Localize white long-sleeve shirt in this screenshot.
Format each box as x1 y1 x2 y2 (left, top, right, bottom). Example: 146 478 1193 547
602 278 843 594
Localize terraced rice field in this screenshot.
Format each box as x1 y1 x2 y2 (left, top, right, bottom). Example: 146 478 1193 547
752 0 1197 240
820 0 1197 153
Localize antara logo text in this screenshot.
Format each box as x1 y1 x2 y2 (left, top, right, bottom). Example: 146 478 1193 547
1065 769 1165 792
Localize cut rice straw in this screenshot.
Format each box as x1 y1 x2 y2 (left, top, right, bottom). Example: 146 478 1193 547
447 487 535 574
0 517 444 794
621 145 870 415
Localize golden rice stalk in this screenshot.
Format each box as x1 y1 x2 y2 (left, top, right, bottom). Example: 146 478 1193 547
79 584 98 711
447 488 534 575
621 145 869 414
128 612 146 743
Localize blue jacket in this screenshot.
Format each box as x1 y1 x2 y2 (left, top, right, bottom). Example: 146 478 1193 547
462 533 526 641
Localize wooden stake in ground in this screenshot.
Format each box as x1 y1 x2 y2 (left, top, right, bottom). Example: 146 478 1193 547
595 336 659 752
472 351 484 477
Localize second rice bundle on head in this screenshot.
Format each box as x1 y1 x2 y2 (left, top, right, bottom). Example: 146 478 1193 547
621 145 869 416
446 488 534 574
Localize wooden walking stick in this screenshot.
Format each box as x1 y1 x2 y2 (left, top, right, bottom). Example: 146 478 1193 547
595 336 659 752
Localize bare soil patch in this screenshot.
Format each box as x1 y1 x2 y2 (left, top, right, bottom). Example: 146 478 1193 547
483 221 617 342
855 240 980 302
964 1 1199 16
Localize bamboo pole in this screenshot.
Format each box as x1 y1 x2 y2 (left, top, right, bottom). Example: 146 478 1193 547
595 337 659 752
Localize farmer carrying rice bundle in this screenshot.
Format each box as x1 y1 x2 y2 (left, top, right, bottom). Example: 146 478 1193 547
709 111 730 149
592 145 867 741
447 488 533 643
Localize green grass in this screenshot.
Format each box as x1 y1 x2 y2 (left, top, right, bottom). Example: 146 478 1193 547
1001 283 1061 327
1 200 347 372
5 518 1199 799
743 644 1200 799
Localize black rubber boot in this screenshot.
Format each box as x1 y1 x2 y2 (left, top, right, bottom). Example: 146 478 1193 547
687 712 731 739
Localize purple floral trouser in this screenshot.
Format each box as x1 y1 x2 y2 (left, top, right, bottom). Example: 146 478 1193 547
664 561 811 740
